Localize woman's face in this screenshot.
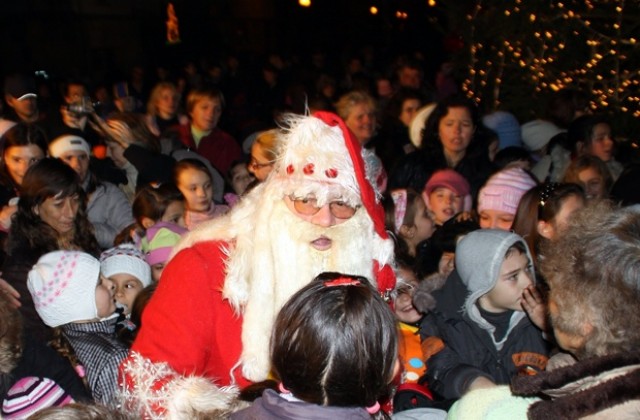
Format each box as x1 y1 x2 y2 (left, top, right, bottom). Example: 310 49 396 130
399 98 422 127
344 102 376 145
587 123 614 162
190 97 222 132
35 192 81 234
3 145 45 185
156 88 178 118
438 106 474 158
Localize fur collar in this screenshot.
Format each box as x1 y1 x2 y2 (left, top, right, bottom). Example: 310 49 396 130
511 351 640 419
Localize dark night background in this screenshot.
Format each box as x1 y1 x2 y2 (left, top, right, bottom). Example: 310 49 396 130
0 0 448 84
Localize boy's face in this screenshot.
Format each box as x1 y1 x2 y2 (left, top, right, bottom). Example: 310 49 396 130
96 275 117 318
428 187 463 225
479 251 533 313
110 273 144 315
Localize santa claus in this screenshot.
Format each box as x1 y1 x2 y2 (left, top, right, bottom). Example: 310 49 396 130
119 112 396 418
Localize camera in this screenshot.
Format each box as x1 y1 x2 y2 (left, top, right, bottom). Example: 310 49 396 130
65 96 98 116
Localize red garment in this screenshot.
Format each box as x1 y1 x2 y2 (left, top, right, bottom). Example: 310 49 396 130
125 240 248 389
178 124 242 175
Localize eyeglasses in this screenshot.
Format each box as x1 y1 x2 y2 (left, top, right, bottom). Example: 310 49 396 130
288 195 360 219
248 157 273 171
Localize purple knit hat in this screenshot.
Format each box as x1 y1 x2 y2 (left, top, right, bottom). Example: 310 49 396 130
139 222 188 266
478 167 537 215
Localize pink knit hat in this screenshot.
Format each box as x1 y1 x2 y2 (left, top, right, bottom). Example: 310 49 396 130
2 377 74 419
422 169 472 212
478 167 537 215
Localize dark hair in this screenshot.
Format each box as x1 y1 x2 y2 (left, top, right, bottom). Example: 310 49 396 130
416 218 479 278
0 292 23 391
545 89 590 129
383 88 423 125
512 183 585 262
0 123 48 187
119 282 157 347
173 158 212 185
7 158 100 257
493 147 532 171
132 183 183 226
567 114 613 155
420 95 484 160
271 272 397 412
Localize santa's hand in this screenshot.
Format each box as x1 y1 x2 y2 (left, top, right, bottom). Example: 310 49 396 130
0 277 21 308
521 285 547 332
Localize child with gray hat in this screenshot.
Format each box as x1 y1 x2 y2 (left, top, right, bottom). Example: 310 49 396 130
425 229 550 401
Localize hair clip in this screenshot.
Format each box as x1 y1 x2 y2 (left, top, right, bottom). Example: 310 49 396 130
324 277 361 287
539 183 560 209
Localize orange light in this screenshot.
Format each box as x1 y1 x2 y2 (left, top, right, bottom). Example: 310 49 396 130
299 0 311 7
370 6 378 14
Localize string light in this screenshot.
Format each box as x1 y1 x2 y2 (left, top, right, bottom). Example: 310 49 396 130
454 0 638 124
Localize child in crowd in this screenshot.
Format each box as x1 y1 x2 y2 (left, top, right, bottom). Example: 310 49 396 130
512 183 585 264
385 189 436 266
422 169 472 226
0 293 90 418
426 230 550 401
139 221 187 281
174 159 229 230
231 272 398 420
27 251 129 405
100 244 151 316
477 167 537 230
132 183 185 230
562 155 612 201
224 159 255 207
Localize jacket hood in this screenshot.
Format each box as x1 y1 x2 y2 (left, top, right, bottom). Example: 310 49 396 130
456 229 535 349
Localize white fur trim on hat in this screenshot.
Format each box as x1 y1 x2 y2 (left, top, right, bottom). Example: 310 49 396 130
100 244 151 287
48 135 91 158
27 251 100 327
271 114 364 208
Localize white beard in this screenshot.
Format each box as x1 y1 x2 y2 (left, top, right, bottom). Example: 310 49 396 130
170 181 394 384
234 198 385 382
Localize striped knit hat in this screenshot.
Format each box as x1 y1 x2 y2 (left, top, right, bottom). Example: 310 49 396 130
2 377 74 419
478 167 537 215
100 244 151 287
139 222 188 266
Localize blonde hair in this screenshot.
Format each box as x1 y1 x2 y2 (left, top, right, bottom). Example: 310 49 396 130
186 87 224 115
334 91 376 121
254 129 280 161
146 82 179 116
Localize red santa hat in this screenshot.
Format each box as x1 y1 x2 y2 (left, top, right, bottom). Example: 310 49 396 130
272 111 395 295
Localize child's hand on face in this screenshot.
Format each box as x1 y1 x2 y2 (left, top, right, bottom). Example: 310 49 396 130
521 285 548 332
455 211 474 222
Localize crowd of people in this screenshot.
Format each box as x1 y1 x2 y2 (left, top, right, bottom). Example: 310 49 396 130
0 51 638 419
